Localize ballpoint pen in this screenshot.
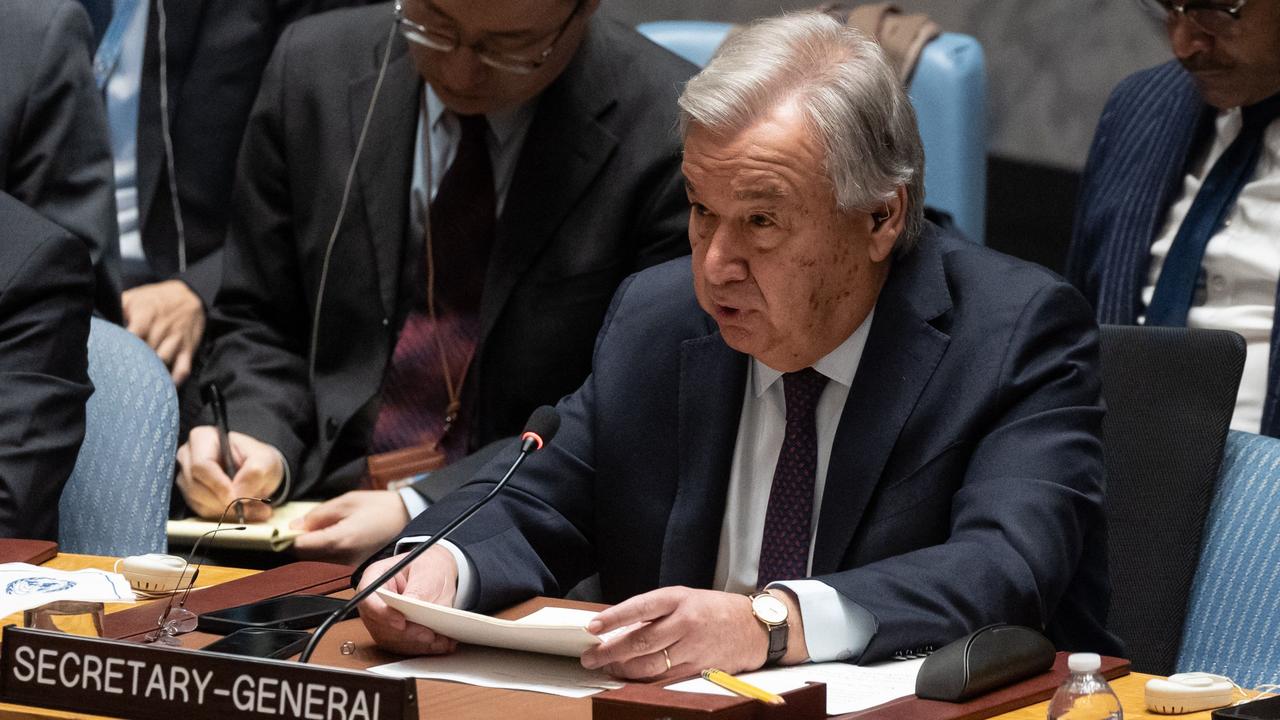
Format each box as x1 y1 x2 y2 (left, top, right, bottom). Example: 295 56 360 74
701 668 786 706
201 382 244 524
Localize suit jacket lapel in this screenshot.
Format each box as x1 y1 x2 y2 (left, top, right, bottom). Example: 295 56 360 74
1094 63 1212 324
137 0 205 248
660 329 748 588
348 38 420 320
812 232 953 575
480 18 619 341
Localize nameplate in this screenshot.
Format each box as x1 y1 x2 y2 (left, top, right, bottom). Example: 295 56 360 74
0 627 417 720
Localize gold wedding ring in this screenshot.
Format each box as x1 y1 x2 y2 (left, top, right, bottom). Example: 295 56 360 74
662 648 672 672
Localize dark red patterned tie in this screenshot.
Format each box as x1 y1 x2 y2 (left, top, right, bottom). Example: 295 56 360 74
756 368 829 587
369 114 495 465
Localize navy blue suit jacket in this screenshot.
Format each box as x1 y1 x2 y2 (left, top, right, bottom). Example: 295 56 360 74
397 227 1122 661
1067 61 1280 437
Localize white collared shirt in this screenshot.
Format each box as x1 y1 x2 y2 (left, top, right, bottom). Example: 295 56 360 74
713 312 872 588
711 310 879 663
1142 112 1280 433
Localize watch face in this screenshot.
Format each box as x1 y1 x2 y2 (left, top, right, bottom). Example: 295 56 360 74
752 593 788 624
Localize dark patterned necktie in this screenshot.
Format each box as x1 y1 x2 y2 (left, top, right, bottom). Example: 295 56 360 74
429 114 496 314
369 114 495 469
1146 92 1280 326
756 368 829 587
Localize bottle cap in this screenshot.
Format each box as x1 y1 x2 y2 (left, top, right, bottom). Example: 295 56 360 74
1067 652 1102 673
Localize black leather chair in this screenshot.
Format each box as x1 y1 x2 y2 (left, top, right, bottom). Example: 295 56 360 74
1097 324 1244 674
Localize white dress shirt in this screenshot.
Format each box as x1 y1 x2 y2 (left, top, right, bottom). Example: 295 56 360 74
1141 112 1280 433
712 310 878 663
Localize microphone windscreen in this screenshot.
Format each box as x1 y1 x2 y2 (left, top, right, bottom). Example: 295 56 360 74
524 405 560 447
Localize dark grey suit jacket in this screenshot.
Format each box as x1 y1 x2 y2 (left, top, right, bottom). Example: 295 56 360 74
0 0 121 321
0 192 94 540
394 228 1123 661
205 4 696 499
132 0 344 302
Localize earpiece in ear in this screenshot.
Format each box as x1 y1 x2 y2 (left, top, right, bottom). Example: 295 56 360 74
871 210 890 230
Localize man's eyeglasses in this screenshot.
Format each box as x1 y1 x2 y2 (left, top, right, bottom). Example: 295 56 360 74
393 0 585 75
142 497 269 645
1139 0 1247 37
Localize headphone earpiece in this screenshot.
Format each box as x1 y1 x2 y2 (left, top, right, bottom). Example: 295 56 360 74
871 210 890 230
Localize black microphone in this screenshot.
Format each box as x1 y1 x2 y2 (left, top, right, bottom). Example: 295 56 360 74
297 405 560 663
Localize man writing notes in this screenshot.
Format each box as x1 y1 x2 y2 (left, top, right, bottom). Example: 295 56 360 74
176 0 694 535
358 12 1123 675
1068 0 1280 435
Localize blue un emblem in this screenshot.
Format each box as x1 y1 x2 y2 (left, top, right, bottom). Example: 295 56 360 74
5 577 75 595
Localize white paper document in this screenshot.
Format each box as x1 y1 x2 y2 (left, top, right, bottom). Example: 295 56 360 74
0 563 136 617
377 589 605 656
369 645 625 698
666 657 926 715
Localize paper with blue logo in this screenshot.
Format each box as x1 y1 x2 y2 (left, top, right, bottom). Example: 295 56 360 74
0 563 135 617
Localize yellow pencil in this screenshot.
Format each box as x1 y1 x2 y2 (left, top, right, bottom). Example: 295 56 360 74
701 668 786 706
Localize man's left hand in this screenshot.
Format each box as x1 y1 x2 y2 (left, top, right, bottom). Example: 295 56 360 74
581 586 797 680
122 279 206 384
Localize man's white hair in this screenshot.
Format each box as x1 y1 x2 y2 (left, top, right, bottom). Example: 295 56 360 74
677 11 925 249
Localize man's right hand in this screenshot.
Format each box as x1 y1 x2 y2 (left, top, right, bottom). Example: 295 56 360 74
290 490 409 566
358 546 459 656
176 425 284 521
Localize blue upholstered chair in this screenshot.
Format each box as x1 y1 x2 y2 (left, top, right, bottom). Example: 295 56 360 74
908 33 987 243
58 318 177 556
636 20 988 243
635 19 734 68
1177 430 1280 687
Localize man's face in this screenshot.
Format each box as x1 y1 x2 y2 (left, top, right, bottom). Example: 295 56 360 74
683 105 902 373
402 0 595 115
1168 0 1280 108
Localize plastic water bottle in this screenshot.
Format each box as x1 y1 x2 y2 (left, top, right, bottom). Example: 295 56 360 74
1046 653 1123 720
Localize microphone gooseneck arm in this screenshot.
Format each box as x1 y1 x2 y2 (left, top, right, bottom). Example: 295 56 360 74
297 441 539 663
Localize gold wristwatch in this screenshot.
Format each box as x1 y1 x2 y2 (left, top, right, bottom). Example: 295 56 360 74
749 591 789 665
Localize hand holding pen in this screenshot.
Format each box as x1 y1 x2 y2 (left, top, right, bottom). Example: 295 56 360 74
201 382 245 523
175 425 286 521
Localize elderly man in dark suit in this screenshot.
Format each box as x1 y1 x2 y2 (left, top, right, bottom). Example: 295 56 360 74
0 0 120 321
0 192 94 540
1068 0 1280 435
177 0 695 551
357 12 1121 675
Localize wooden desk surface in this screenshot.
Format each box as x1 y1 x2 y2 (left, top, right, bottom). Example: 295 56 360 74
1000 671 1218 720
0 553 258 720
0 556 1243 720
